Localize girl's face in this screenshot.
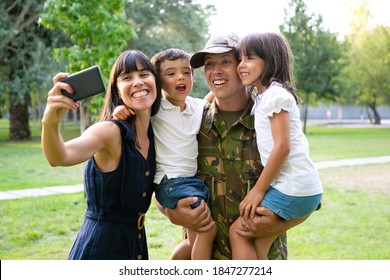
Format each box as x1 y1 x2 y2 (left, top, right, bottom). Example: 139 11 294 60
117 61 157 113
159 58 193 107
237 51 266 92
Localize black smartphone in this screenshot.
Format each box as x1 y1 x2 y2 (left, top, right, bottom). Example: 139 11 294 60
60 65 106 101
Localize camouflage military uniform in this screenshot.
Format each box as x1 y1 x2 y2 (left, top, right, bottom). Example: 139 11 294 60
197 98 288 260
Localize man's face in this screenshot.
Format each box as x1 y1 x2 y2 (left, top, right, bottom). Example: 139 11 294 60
203 51 245 101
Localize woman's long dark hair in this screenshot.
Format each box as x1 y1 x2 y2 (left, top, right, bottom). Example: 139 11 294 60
100 50 162 121
238 32 301 104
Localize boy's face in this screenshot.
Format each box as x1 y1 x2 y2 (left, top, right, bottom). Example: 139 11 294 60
159 59 193 106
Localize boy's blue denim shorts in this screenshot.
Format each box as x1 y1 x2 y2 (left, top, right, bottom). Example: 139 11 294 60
261 187 322 221
154 175 209 209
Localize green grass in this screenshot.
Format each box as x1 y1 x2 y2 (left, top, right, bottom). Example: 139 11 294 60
0 193 181 260
288 164 390 260
0 121 83 191
306 127 390 161
0 193 85 259
1 164 389 260
0 120 389 260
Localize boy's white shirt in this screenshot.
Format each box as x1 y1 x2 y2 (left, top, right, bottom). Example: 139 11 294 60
152 97 208 184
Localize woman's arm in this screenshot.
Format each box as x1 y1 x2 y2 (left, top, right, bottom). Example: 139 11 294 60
41 73 120 168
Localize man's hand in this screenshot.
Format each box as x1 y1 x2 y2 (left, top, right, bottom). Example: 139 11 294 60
235 206 309 238
165 197 215 232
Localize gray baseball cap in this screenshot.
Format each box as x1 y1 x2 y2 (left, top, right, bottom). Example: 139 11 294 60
190 33 239 69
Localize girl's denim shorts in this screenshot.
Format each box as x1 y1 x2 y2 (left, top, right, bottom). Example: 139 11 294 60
261 186 322 220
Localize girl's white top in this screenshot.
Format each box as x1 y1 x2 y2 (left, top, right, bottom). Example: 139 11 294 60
152 97 207 184
252 82 323 196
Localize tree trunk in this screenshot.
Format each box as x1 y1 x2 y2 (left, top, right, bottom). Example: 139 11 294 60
368 103 381 125
9 93 31 141
365 107 372 123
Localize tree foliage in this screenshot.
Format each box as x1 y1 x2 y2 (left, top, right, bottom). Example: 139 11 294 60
280 0 343 132
41 0 133 78
41 0 214 107
126 0 213 55
0 0 63 140
125 0 215 97
341 1 390 124
40 0 135 129
1 0 215 140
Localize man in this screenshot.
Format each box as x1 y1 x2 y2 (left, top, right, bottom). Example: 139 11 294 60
159 33 288 259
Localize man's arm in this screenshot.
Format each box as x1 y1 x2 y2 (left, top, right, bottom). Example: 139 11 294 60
154 195 215 232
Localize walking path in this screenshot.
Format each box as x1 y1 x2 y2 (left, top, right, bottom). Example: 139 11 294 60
1 155 390 201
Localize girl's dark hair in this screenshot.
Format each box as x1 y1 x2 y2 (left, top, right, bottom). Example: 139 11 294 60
238 32 301 104
151 48 191 74
100 50 162 121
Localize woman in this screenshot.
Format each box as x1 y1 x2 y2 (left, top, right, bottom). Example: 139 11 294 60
41 50 162 259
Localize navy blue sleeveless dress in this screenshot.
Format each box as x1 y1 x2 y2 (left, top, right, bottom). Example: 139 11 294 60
68 120 156 260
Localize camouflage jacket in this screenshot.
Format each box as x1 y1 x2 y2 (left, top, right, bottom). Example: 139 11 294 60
197 98 287 260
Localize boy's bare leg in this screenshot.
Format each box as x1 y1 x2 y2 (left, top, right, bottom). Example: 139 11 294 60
170 229 192 260
191 223 217 260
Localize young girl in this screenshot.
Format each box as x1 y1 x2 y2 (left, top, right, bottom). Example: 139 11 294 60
113 48 216 260
41 50 162 259
229 32 323 259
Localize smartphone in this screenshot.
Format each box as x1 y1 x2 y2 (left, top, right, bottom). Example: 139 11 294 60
60 65 106 101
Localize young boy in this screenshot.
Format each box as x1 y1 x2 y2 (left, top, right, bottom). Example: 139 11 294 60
113 48 216 259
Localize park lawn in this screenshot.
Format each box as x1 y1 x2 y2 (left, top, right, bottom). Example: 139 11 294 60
0 121 84 191
0 121 389 259
288 163 390 260
0 163 389 260
0 192 182 260
306 126 390 162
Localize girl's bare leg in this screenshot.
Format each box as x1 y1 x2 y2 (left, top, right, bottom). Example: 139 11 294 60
253 235 278 260
229 218 257 259
251 210 310 259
